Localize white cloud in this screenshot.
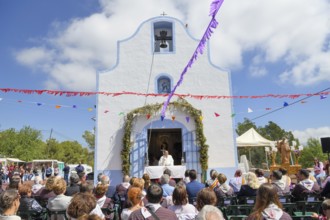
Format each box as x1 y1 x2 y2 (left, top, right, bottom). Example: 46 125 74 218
14 0 330 90
292 126 330 145
15 47 54 71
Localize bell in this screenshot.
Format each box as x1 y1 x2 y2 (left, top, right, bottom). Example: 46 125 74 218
160 41 168 48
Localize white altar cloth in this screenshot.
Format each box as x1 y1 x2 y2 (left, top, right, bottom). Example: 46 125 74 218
144 165 186 179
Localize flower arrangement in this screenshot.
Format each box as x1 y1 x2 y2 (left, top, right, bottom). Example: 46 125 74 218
291 141 303 165
266 144 278 166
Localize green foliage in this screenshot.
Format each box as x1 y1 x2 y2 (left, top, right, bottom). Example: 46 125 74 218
0 126 91 166
82 130 95 150
299 138 327 168
0 126 46 161
236 118 257 135
121 98 208 176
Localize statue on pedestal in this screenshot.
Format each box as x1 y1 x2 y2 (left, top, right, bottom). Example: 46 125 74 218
277 138 291 165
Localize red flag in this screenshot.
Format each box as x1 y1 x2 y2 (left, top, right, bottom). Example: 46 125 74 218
214 112 220 117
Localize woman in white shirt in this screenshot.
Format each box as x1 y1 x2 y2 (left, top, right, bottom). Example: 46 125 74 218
168 184 198 220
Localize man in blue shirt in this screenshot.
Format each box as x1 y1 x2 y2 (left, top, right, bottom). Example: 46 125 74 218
186 169 205 204
75 162 85 174
160 174 174 197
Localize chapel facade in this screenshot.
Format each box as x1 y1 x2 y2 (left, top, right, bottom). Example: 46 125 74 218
95 16 237 184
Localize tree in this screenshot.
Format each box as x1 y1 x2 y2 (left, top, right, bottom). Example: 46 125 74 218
82 130 95 150
236 118 257 135
56 141 90 164
299 138 327 168
0 126 46 161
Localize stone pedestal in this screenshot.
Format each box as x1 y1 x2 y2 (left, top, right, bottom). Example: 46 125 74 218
270 163 302 175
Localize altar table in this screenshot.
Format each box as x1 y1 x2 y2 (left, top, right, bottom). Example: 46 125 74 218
144 165 186 179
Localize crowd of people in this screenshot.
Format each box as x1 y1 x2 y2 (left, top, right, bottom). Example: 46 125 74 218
0 163 62 183
2 163 330 220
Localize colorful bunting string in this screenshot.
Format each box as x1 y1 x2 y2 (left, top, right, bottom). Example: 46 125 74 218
1 88 329 100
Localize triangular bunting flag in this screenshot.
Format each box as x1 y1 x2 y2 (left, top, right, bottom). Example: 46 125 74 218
214 112 220 117
87 108 93 112
231 113 236 117
104 110 109 113
265 108 271 110
248 108 253 113
146 114 151 119
37 103 42 106
320 95 327 99
283 102 289 107
55 105 61 109
186 117 190 123
72 105 77 108
17 100 22 103
94 105 97 108
171 116 176 121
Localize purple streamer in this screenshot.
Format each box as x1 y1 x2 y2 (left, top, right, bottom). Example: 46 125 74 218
161 0 224 116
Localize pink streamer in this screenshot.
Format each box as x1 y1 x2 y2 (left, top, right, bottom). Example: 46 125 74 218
161 0 224 117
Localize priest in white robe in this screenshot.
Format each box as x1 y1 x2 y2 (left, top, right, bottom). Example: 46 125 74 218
159 150 174 166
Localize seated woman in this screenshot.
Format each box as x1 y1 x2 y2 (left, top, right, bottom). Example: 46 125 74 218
237 172 260 204
196 188 217 212
205 169 219 190
0 189 21 220
255 169 267 185
35 176 56 206
229 169 245 193
121 187 143 220
311 199 330 220
67 193 105 220
214 173 234 202
94 183 114 220
17 182 44 219
168 185 198 219
279 168 291 189
270 170 290 196
247 183 291 220
47 178 72 220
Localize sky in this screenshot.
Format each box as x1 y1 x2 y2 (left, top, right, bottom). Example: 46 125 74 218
0 0 329 147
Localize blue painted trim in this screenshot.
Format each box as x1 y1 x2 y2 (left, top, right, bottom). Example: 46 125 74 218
130 119 190 177
151 21 176 54
154 73 174 94
228 70 238 167
98 16 199 74
94 71 100 183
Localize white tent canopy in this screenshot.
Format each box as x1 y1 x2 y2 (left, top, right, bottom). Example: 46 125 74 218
236 128 275 171
236 128 275 147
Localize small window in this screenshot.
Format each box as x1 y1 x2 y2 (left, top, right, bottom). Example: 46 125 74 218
153 21 173 53
157 77 171 94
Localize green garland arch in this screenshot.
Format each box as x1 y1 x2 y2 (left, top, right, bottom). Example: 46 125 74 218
121 98 209 179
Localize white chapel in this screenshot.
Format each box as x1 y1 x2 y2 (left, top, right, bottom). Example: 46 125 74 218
95 16 237 185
